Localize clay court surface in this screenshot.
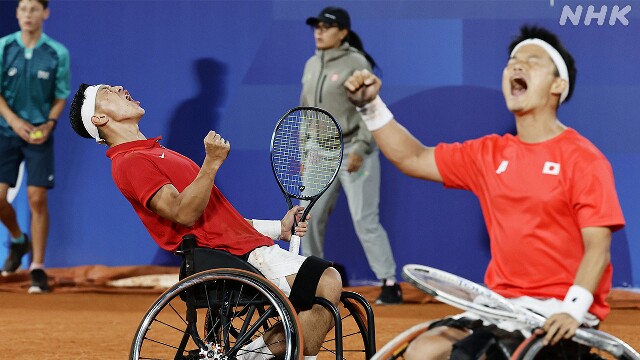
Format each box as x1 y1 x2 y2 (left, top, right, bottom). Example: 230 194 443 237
0 268 639 359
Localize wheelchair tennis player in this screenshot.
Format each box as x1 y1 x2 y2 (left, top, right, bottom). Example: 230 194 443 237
69 82 342 360
345 25 625 359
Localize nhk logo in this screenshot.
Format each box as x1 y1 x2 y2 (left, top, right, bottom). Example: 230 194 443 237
550 1 632 26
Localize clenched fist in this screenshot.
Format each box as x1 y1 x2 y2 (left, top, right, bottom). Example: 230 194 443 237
344 69 382 108
204 131 230 167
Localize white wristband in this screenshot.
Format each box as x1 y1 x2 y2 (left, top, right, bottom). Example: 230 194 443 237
252 219 281 240
356 95 394 131
561 285 594 323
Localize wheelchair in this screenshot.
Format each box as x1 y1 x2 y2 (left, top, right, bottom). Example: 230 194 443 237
371 319 640 360
130 235 376 360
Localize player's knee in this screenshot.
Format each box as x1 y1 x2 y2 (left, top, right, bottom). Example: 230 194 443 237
316 267 342 304
27 190 47 211
0 187 10 206
0 196 10 209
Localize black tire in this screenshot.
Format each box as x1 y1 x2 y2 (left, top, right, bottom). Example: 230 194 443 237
130 268 303 360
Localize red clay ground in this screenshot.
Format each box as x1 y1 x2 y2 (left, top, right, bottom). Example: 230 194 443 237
0 283 638 359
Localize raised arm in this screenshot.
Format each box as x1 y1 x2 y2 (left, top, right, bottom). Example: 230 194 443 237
149 131 230 227
344 70 443 183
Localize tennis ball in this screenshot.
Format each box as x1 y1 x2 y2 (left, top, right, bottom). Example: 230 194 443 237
30 130 44 140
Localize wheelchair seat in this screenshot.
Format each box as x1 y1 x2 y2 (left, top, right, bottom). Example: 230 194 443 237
176 233 259 279
131 234 377 360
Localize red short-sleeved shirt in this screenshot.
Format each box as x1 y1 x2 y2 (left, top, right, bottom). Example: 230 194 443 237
435 128 625 320
106 137 274 254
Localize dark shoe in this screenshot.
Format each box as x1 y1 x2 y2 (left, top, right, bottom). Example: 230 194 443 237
375 282 402 305
1 235 31 276
28 269 50 294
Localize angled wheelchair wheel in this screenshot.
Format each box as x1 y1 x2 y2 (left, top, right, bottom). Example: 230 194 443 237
317 291 376 360
371 320 512 360
370 321 433 360
511 329 640 360
130 268 303 360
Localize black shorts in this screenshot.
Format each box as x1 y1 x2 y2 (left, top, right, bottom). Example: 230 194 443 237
0 135 54 189
428 317 525 359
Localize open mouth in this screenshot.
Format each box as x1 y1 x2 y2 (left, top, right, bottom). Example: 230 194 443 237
510 76 528 97
124 92 140 105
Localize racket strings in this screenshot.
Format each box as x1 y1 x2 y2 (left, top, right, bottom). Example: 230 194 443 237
272 109 341 198
409 267 518 314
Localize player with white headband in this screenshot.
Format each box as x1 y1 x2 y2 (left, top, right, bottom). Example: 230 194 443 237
345 25 624 358
78 84 107 142
69 83 343 360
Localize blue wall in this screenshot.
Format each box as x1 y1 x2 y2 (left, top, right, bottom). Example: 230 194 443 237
1 0 638 287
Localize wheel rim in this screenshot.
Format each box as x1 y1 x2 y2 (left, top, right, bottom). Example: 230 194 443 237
130 269 301 360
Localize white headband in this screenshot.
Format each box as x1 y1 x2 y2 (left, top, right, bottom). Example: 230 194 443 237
510 38 570 103
80 84 105 142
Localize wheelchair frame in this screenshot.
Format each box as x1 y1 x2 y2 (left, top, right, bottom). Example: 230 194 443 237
130 235 376 360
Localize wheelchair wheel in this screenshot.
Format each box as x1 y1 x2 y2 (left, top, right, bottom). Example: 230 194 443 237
318 291 376 360
511 329 640 360
371 320 512 360
370 321 433 360
130 268 303 360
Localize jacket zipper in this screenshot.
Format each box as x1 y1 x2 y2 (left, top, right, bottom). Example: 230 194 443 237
314 51 325 106
317 74 327 104
25 48 32 114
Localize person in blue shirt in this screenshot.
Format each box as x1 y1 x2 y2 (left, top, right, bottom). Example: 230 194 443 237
0 0 70 293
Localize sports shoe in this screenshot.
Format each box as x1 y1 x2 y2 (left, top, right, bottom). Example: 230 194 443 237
28 269 50 294
1 235 31 276
374 282 403 305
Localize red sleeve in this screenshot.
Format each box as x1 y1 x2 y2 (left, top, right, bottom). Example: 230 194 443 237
434 137 490 193
571 158 625 232
112 154 171 209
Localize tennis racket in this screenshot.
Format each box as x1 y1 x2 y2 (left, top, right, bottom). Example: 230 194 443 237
402 264 625 357
270 107 343 254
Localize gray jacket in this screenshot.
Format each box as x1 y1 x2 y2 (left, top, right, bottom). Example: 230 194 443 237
300 42 374 156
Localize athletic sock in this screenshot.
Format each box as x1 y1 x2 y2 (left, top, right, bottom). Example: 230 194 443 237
384 278 396 286
29 263 45 271
10 233 25 244
237 336 273 360
304 356 318 360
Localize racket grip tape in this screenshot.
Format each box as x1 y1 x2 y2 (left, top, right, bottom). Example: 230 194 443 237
289 235 301 254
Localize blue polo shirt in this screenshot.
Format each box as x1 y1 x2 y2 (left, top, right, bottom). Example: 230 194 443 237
0 31 70 137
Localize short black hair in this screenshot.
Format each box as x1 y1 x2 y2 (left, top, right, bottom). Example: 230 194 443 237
509 25 577 103
18 0 49 10
69 83 93 139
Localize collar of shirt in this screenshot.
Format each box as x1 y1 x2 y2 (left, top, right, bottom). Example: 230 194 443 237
106 137 162 159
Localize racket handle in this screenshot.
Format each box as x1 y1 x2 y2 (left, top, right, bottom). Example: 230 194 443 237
289 234 301 254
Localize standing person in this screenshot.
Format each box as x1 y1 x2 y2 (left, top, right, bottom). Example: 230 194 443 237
345 25 624 358
68 83 342 360
0 0 70 293
300 6 401 305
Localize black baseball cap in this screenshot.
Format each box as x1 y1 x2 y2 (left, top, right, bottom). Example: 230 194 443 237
305 6 351 29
